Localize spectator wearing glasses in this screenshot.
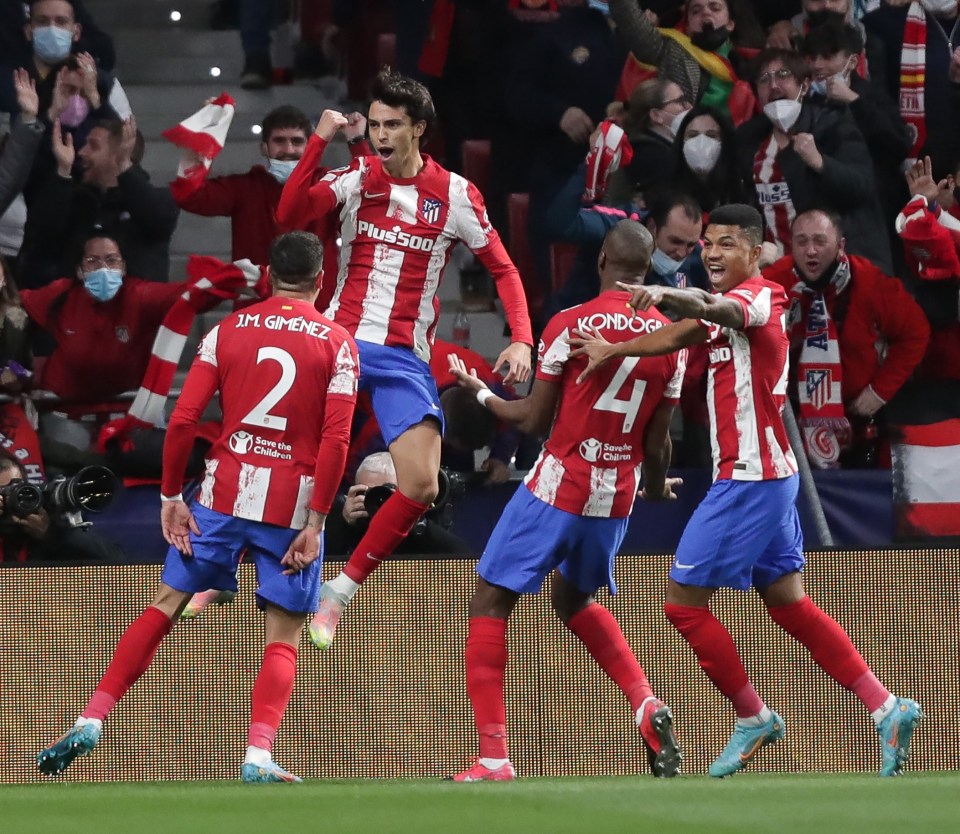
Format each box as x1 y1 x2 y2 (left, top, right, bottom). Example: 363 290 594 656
608 78 692 205
19 117 178 289
735 48 892 272
20 232 186 452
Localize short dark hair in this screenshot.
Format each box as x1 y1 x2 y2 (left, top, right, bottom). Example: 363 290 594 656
261 106 311 142
801 22 864 58
369 67 437 143
752 48 811 86
646 190 703 231
90 119 124 143
440 386 496 451
28 0 76 19
269 232 324 290
73 228 124 267
604 219 654 277
707 204 764 246
792 207 845 237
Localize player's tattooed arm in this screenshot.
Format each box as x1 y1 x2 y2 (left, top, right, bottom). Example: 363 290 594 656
282 509 326 575
616 281 745 329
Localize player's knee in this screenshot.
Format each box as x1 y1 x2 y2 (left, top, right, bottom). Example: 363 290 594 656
402 474 439 506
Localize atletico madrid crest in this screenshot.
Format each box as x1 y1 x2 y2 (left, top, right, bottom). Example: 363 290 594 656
805 368 831 410
421 198 442 224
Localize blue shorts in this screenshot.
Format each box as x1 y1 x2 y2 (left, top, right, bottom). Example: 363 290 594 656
357 340 444 447
478 484 629 595
670 475 804 591
161 503 323 615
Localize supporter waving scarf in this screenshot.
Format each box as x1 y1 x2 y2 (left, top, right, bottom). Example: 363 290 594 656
899 3 927 165
97 256 267 451
787 254 853 469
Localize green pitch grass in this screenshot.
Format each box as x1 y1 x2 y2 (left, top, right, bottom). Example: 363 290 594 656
5 774 957 834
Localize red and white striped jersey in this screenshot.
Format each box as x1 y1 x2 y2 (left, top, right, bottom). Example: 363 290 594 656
753 135 796 256
163 296 359 528
702 275 798 482
282 138 532 361
524 291 685 518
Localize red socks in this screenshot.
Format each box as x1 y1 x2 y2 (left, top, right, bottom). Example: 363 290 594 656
664 603 765 718
247 642 298 750
767 596 889 712
343 490 430 585
567 604 653 712
465 616 509 759
82 606 173 721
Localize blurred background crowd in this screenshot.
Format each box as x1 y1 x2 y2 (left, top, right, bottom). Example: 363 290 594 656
0 0 958 563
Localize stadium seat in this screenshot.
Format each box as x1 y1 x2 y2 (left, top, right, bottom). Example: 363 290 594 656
461 140 491 200
549 242 578 293
507 193 543 319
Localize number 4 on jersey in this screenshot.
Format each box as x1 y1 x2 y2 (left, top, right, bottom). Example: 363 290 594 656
594 357 647 433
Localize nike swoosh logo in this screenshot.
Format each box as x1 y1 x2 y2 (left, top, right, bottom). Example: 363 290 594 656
739 737 766 763
364 552 385 563
364 191 387 199
674 562 695 570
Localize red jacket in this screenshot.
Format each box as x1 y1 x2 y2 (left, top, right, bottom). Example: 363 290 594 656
170 143 369 311
763 254 930 404
22 278 185 402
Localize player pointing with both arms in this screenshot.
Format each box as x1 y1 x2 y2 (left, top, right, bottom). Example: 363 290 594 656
570 204 922 778
446 220 685 781
277 68 533 650
37 232 359 783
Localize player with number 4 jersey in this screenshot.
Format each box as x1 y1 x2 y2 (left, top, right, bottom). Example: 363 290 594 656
570 206 922 779
445 221 685 782
37 234 358 784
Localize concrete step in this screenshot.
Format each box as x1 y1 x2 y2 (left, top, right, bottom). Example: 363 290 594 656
124 82 336 121
169 213 232 256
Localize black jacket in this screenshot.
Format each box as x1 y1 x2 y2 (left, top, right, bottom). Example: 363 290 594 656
18 165 179 289
736 101 893 273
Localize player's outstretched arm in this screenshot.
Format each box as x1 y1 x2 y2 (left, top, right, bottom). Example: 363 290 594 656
617 281 745 329
449 353 558 436
569 320 706 383
282 510 326 575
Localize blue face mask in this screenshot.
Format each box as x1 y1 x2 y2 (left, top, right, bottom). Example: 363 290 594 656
651 247 688 280
82 268 123 302
32 25 74 64
808 80 828 97
267 158 298 184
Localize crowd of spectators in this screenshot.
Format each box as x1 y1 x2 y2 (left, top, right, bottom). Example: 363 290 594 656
0 0 957 561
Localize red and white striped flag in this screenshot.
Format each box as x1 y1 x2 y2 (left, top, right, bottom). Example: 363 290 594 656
891 418 960 538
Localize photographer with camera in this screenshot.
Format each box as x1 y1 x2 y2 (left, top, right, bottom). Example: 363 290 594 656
0 450 120 562
325 452 473 558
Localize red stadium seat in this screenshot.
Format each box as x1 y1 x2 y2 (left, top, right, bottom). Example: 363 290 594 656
507 193 543 319
376 32 396 70
461 140 491 200
549 242 578 293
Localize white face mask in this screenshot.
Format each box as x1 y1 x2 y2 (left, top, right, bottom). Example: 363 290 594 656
683 134 722 174
667 110 688 139
267 158 298 184
920 0 958 16
763 97 802 133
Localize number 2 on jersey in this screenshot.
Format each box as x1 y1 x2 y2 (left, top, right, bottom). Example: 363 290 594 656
594 357 647 433
241 347 297 430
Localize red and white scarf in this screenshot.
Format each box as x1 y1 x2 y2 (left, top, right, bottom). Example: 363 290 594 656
97 256 268 451
163 93 235 182
899 3 927 165
787 254 853 469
